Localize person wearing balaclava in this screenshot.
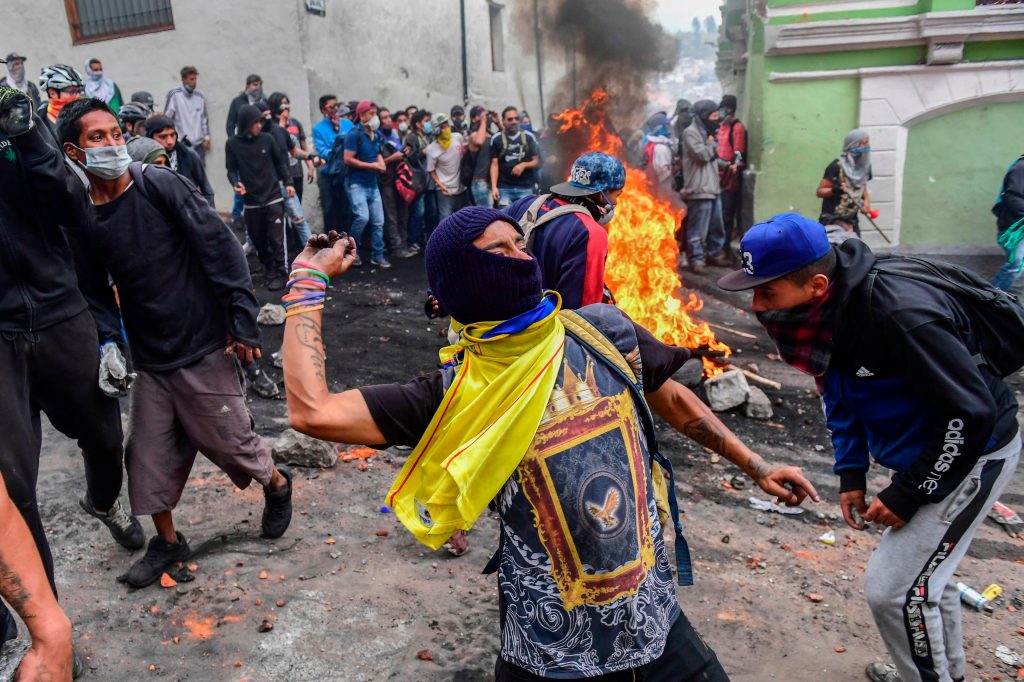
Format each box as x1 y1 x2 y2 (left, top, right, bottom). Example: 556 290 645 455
83 58 122 112
671 98 691 189
0 53 41 109
817 129 872 236
225 103 294 291
281 206 817 682
680 99 728 273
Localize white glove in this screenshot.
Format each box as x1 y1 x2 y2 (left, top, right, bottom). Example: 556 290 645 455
98 342 134 397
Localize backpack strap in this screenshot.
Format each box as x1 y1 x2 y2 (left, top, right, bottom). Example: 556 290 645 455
520 195 593 251
128 161 152 203
558 309 694 587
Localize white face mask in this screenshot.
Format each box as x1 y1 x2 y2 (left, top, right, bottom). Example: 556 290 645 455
366 115 380 132
72 144 131 180
398 121 409 134
597 206 616 226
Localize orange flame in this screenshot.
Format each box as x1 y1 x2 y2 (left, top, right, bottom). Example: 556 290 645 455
554 89 730 375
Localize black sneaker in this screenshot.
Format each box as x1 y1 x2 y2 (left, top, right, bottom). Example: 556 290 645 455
247 369 280 399
262 466 292 539
125 533 190 588
265 272 287 291
79 495 145 550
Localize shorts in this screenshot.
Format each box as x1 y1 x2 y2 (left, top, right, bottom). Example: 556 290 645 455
125 349 275 515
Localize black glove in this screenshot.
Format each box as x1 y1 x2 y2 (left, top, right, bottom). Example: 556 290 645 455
0 86 34 137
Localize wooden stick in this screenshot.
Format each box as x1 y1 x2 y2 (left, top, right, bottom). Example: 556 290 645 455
708 322 758 340
723 364 783 390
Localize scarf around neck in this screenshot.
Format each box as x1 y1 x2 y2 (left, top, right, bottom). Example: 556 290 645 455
386 293 565 548
756 288 836 379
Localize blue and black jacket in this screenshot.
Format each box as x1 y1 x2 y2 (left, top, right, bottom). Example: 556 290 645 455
823 240 1018 521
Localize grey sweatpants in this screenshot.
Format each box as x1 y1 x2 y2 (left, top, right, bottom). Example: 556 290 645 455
864 432 1020 682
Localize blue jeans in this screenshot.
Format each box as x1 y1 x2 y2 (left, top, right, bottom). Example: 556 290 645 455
471 180 493 207
993 233 1024 293
282 188 310 247
685 196 726 264
232 193 244 221
346 180 385 260
437 190 470 221
497 186 533 208
409 191 439 247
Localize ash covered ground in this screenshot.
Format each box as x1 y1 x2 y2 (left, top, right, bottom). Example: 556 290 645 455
34 252 1024 681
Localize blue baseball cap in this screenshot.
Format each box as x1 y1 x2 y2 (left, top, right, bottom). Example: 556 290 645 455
717 213 831 291
550 152 626 197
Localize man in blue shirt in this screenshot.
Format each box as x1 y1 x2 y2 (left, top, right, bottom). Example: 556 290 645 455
344 100 388 268
312 95 352 233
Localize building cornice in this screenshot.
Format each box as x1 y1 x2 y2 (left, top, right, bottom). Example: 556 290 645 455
764 7 1024 56
768 57 1024 81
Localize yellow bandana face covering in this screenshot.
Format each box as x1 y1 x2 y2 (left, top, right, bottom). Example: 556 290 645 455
437 127 452 150
386 293 565 548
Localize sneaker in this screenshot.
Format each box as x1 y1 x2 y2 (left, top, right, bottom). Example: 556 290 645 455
242 239 254 256
408 243 421 253
706 253 731 267
125 533 190 588
351 254 363 267
393 247 417 259
248 369 280 399
688 262 707 275
265 273 287 292
248 261 264 277
865 662 902 682
79 495 145 550
370 256 391 269
262 466 293 539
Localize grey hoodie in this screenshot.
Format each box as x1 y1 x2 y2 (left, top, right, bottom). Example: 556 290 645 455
680 116 725 201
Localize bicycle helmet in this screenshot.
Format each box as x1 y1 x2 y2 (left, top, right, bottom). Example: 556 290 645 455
39 64 83 92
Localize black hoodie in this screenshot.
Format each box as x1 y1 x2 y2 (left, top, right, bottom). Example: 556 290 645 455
823 239 1018 521
224 104 292 207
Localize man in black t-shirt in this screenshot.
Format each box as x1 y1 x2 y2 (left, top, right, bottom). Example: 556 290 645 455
282 206 818 681
490 105 539 207
58 98 294 590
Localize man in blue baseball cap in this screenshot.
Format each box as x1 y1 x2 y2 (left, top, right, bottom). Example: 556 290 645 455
720 213 1020 682
503 151 626 309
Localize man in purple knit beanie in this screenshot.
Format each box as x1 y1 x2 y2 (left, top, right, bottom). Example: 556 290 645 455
282 206 818 681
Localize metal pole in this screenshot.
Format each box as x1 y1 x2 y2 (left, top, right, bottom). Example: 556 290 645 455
534 0 545 121
460 0 469 106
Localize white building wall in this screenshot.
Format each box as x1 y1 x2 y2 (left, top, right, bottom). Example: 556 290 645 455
6 0 566 211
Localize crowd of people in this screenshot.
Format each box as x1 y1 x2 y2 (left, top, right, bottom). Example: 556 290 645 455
0 49 1021 682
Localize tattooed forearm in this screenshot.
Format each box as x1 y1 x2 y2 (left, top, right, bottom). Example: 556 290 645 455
0 558 33 619
293 314 325 382
745 453 775 480
681 416 728 454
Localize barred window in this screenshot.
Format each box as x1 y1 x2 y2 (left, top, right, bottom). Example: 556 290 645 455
64 0 175 45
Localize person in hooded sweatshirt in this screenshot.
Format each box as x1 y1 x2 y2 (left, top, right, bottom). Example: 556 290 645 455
817 129 873 235
680 100 727 273
225 103 294 290
719 213 1020 682
641 112 675 197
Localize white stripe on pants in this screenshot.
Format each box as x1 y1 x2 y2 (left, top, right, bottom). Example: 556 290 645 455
864 432 1020 682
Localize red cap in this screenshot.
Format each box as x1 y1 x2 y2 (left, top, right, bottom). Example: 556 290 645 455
355 100 374 118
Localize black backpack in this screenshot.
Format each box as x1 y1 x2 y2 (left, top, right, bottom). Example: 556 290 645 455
865 254 1024 377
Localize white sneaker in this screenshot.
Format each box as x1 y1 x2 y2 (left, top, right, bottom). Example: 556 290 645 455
370 257 391 269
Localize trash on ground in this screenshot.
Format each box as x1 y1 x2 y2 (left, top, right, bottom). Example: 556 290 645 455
748 496 805 515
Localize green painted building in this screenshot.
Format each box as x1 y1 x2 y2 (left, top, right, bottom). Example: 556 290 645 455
717 0 1024 249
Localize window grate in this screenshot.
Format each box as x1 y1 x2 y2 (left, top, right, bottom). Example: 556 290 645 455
65 0 175 45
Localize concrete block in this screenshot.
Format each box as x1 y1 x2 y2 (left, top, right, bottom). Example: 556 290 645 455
860 125 900 153
272 429 338 469
859 98 899 127
744 386 774 420
871 150 897 178
911 71 954 112
705 369 750 412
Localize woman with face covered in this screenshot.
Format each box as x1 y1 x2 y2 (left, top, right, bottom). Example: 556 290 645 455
817 129 873 235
